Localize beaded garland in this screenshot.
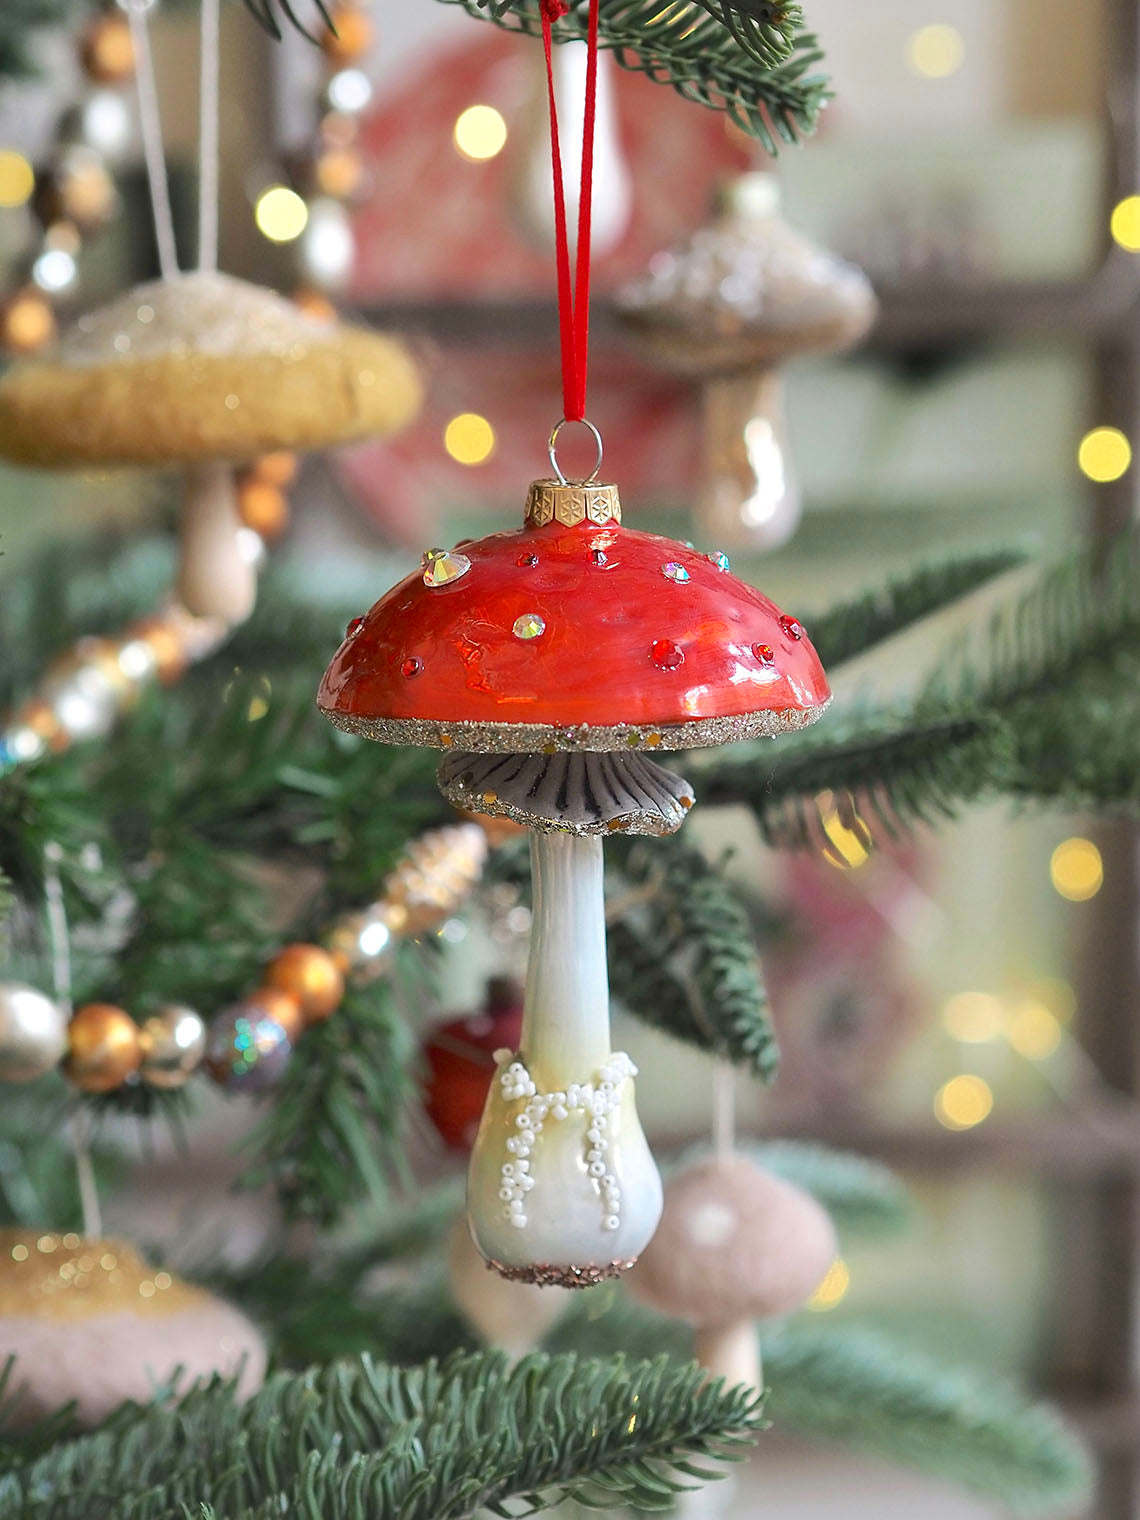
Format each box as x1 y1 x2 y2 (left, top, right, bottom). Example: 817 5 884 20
496 1051 637 1234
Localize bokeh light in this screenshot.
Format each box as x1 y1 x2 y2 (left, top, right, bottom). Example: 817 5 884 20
807 1258 850 1312
1111 195 1140 251
454 105 508 162
444 412 496 465
934 1074 994 1131
1006 1002 1063 1061
0 150 34 208
254 186 309 243
1050 837 1104 902
942 991 1004 1044
1078 427 1131 483
906 24 965 79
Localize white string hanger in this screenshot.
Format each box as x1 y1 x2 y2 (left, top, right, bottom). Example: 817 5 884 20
120 0 179 280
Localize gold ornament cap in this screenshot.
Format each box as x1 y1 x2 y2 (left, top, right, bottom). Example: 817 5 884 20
524 479 621 529
0 1230 204 1320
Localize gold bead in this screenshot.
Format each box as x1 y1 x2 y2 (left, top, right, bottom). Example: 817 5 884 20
313 146 366 202
264 944 344 1025
79 13 135 86
66 1003 141 1093
321 7 374 64
138 1005 207 1089
235 478 291 541
33 148 118 236
0 286 56 356
12 699 66 753
123 617 187 686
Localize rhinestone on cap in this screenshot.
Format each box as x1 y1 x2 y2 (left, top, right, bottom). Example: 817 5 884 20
422 548 472 588
401 657 423 677
707 551 730 571
650 639 684 670
753 643 775 665
662 562 690 583
345 616 364 638
779 614 804 641
513 614 546 640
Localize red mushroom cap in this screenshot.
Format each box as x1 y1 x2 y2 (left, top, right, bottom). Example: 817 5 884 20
318 481 830 753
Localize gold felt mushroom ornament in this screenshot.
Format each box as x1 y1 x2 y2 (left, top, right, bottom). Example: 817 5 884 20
617 172 877 550
0 270 423 623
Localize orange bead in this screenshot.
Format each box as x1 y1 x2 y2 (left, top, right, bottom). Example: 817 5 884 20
249 451 298 489
245 984 306 1042
67 1004 141 1093
0 287 55 356
292 287 337 323
123 617 187 685
14 699 65 753
264 944 345 1024
322 7 374 63
80 13 135 85
314 147 365 202
236 478 291 541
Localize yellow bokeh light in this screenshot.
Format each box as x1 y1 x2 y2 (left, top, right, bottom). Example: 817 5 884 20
0 150 34 209
1111 195 1140 252
1050 837 1104 902
254 186 309 243
942 991 1004 1044
807 1258 850 1312
444 412 496 466
453 105 508 163
1033 976 1077 1024
934 1074 994 1131
1006 1001 1062 1061
906 24 965 79
1078 427 1131 484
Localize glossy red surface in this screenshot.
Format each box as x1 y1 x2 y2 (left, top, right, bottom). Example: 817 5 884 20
318 514 830 730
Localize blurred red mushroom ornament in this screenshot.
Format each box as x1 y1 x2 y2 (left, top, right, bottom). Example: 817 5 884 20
423 976 525 1151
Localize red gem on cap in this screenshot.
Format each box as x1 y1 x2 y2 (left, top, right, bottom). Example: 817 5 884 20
779 615 804 641
650 638 684 670
345 616 364 639
753 643 775 665
401 657 423 678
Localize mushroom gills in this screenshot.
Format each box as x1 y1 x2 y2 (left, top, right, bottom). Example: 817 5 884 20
437 749 694 836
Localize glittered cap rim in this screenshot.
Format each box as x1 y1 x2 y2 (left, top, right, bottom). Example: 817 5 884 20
318 701 829 755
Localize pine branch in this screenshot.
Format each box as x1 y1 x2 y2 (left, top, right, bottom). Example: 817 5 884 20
762 1322 1093 1517
694 707 1012 848
608 836 779 1080
806 549 1027 671
437 0 829 152
0 1352 764 1520
238 978 415 1223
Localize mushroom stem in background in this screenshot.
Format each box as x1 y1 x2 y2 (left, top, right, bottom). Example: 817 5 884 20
695 1321 763 1395
176 461 256 623
701 370 800 549
467 830 663 1285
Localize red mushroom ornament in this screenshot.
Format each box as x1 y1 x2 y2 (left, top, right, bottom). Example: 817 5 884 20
318 474 830 1287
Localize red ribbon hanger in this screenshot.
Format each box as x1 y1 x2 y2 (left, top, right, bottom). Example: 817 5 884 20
540 0 599 427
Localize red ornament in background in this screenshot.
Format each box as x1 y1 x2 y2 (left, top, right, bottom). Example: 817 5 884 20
423 977 524 1150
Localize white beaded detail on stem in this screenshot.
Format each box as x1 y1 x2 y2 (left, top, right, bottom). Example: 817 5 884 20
494 1050 637 1233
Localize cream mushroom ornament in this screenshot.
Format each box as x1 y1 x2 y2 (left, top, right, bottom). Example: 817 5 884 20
318 448 831 1288
0 271 422 623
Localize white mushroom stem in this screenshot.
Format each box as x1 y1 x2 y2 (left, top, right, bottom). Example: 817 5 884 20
699 370 801 550
176 461 257 623
694 1321 763 1398
522 832 611 1089
466 830 663 1282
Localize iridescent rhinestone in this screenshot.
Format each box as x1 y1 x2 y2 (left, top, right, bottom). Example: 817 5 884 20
779 614 804 641
650 638 684 670
591 549 608 567
513 613 546 640
401 657 423 678
662 562 690 583
753 643 775 665
707 551 730 571
345 616 364 639
422 547 472 587
517 553 539 567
